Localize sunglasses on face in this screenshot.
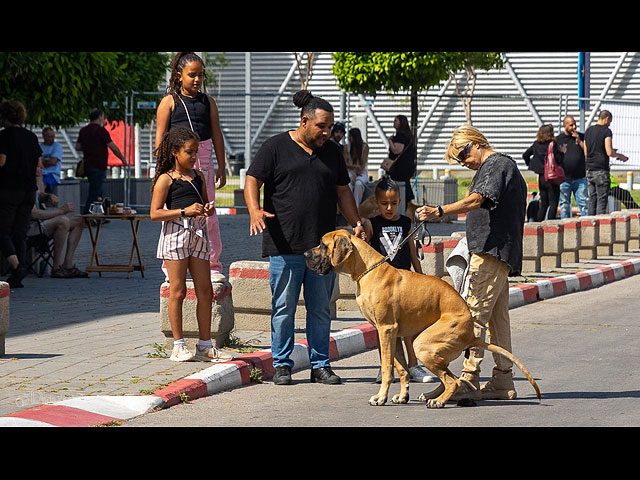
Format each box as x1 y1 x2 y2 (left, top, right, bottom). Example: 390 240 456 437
454 142 473 164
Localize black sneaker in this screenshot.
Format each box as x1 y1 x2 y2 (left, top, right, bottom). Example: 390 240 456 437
7 265 28 288
310 366 341 385
273 366 292 385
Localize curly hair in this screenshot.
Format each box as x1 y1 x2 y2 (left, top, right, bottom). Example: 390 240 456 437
152 126 200 190
167 52 207 100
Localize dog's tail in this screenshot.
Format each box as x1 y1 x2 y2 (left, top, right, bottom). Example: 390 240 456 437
470 338 541 401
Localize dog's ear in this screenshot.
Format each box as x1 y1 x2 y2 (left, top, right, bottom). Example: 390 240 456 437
331 234 353 267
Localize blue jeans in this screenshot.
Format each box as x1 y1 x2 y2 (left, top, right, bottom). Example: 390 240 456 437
559 177 588 218
269 254 336 369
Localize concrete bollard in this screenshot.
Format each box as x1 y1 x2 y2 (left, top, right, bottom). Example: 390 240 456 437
430 236 461 281
228 260 339 333
337 273 358 312
160 279 235 350
611 212 631 253
626 210 640 250
578 217 600 260
522 223 543 273
420 239 445 277
0 281 9 356
595 214 616 256
540 221 564 270
556 218 582 263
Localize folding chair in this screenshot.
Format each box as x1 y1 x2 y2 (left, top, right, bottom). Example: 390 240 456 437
25 220 54 277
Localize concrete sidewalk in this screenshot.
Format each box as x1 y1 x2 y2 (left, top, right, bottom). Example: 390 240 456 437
1 215 639 426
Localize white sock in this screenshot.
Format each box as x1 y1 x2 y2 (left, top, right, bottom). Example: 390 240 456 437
173 339 186 347
197 339 213 350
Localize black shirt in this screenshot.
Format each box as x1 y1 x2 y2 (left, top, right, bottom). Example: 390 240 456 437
467 153 527 276
0 126 42 191
584 124 612 172
369 214 412 270
247 131 350 257
169 92 212 142
388 129 416 181
556 132 586 179
164 172 205 210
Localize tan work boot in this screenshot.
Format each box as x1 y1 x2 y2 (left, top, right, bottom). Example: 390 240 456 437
480 369 517 400
450 372 481 401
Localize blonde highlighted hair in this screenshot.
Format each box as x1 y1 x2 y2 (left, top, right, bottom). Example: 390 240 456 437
445 125 492 164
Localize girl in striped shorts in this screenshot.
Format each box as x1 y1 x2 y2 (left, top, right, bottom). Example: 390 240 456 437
151 126 232 363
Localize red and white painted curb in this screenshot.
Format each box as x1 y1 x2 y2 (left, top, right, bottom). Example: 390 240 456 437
2 256 639 427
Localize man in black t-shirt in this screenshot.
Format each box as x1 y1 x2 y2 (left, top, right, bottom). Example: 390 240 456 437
245 91 365 386
557 116 588 218
583 110 628 215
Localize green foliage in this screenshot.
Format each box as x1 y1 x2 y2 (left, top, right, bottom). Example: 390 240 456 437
0 52 170 128
332 52 462 96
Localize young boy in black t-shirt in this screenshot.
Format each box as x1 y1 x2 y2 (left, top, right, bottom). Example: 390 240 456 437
363 175 437 384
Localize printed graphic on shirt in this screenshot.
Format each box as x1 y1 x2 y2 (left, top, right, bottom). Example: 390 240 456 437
379 225 404 261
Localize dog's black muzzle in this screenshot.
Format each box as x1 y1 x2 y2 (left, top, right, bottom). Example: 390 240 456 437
304 243 333 275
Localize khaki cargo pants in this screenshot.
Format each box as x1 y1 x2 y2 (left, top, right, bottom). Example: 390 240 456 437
461 253 513 377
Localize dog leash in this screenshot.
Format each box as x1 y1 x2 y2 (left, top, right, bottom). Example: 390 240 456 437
354 220 431 282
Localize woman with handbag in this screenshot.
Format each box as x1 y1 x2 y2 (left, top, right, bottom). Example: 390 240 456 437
384 115 416 212
523 124 566 221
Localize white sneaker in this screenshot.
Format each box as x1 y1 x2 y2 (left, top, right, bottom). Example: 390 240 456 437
409 365 438 383
170 344 194 362
193 345 233 363
210 272 227 283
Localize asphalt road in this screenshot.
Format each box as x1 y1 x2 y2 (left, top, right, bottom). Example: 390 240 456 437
124 273 640 427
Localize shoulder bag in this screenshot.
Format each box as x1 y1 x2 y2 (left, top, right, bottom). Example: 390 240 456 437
544 141 565 185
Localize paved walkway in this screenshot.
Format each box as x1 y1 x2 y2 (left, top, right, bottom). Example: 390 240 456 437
1 214 639 425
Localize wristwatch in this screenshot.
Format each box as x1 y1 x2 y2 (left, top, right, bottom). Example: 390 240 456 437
352 220 363 229
436 205 444 218
181 208 186 218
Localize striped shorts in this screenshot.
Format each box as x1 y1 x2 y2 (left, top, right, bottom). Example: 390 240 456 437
156 216 210 261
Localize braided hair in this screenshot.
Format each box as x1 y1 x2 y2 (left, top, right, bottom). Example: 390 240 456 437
152 126 201 190
167 52 207 101
292 90 333 119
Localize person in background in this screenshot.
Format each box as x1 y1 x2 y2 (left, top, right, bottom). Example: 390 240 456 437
155 52 227 283
583 110 629 215
386 115 417 214
344 127 369 207
329 121 346 146
245 90 365 387
556 116 588 218
0 100 43 289
40 127 63 194
522 124 565 221
76 109 125 215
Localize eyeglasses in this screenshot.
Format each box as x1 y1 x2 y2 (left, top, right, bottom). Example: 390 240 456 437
454 142 473 164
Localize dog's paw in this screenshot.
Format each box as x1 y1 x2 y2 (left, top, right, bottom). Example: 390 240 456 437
426 399 446 409
368 394 387 406
392 393 409 404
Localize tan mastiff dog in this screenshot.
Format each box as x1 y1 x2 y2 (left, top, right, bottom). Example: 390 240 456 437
304 230 541 408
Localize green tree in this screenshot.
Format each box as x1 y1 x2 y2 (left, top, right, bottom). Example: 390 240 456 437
332 52 464 139
0 52 169 128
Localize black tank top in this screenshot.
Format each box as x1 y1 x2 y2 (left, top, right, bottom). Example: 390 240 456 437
169 92 212 141
165 172 204 210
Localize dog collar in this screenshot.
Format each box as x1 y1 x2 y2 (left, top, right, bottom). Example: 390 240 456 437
354 258 388 282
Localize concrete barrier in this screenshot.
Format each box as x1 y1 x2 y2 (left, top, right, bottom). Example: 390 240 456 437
159 280 234 350
578 217 600 260
540 221 564 270
420 239 445 277
522 224 543 273
627 210 640 250
228 260 339 332
611 212 631 253
595 215 616 256
0 281 8 356
545 218 581 263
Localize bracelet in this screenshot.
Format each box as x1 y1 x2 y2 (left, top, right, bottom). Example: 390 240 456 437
437 205 444 218
181 208 186 218
352 220 363 229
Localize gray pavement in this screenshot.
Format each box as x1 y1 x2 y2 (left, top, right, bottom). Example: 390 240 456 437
1 213 639 419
